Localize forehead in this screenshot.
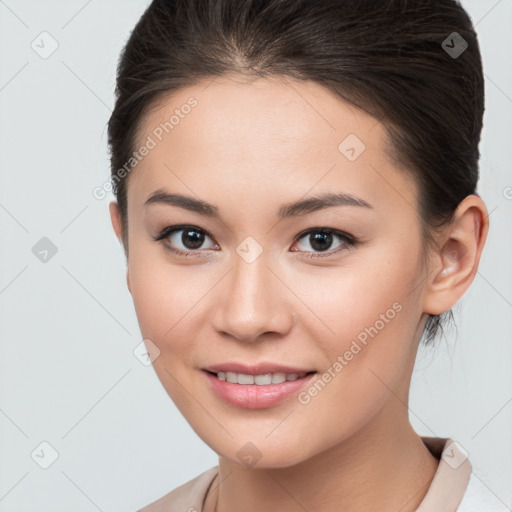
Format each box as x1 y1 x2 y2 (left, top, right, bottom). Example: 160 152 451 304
129 75 417 218
136 74 382 155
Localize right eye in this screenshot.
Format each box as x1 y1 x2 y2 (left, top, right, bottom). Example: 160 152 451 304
153 224 219 257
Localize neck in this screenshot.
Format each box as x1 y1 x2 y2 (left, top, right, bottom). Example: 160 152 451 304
204 401 439 512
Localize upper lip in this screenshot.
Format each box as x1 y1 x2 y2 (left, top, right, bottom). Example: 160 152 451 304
203 362 316 375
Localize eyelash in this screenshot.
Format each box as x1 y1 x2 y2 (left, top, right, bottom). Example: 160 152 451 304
152 224 359 259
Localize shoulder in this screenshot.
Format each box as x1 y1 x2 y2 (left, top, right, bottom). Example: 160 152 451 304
457 470 510 512
137 466 219 512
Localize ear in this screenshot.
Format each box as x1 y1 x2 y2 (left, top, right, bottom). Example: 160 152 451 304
422 194 489 316
109 201 131 294
109 201 123 241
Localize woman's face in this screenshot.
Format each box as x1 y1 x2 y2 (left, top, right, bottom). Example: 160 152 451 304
111 75 434 467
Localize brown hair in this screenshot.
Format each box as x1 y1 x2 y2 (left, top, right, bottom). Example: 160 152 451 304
107 0 485 345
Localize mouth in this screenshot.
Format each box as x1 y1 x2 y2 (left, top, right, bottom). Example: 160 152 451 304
202 369 318 409
204 370 317 385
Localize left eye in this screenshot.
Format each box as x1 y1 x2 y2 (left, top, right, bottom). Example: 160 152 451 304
292 229 354 257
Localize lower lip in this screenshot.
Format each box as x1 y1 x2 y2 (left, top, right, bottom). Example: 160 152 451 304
203 371 317 409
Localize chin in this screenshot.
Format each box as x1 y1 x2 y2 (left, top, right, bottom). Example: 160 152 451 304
211 436 316 470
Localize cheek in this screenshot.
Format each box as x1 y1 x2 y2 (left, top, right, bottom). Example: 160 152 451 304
127 248 214 365
128 249 181 338
299 247 422 393
299 253 416 344
287 270 419 459
127 256 203 405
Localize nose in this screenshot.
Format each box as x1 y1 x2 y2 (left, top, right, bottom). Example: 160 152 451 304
211 253 294 343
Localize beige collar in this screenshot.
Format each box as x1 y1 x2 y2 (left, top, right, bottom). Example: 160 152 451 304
415 436 472 511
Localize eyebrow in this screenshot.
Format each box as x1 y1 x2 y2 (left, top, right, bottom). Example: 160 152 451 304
143 188 373 219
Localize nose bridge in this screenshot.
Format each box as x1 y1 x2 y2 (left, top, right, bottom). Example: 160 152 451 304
212 242 292 342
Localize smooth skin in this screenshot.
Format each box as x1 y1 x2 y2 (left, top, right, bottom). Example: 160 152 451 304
110 75 488 512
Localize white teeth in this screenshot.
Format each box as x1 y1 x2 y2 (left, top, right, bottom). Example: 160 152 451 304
237 373 254 385
255 373 272 385
215 371 308 385
272 372 287 384
225 372 238 383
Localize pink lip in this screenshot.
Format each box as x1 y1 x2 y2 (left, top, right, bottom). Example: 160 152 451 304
203 370 317 409
203 362 315 375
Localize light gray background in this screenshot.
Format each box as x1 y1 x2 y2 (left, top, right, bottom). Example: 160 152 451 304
0 1 511 510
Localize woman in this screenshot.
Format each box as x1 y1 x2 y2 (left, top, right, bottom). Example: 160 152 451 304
107 0 504 510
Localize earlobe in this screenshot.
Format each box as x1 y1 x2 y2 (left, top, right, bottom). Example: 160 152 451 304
423 195 489 315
